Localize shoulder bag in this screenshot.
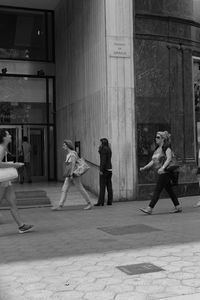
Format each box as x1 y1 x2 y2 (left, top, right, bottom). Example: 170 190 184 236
73 157 90 177
164 151 179 172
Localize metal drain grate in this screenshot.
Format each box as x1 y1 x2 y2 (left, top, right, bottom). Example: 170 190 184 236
98 224 161 236
117 263 164 275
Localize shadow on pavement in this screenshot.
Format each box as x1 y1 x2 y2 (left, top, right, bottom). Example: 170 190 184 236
0 201 200 263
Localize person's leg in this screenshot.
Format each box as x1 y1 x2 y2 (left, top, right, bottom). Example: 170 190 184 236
165 179 182 213
58 178 71 207
4 185 24 227
73 177 92 208
140 174 167 214
96 174 106 206
165 183 180 206
106 171 113 205
0 183 33 233
149 174 167 208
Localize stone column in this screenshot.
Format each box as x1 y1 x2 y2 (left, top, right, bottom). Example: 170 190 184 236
105 0 136 200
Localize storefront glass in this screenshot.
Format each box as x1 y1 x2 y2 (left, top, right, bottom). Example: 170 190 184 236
0 7 53 61
0 75 56 180
135 39 171 183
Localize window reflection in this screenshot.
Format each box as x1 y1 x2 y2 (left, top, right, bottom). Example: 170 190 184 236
0 8 53 61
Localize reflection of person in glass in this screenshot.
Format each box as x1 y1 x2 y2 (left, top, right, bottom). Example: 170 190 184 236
19 136 32 184
139 131 182 214
0 129 33 233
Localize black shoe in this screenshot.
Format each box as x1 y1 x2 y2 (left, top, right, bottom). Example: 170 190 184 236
107 203 112 205
94 203 101 206
28 180 32 183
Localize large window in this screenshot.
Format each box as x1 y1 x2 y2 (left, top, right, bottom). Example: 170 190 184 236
0 75 56 180
0 7 54 61
0 76 48 124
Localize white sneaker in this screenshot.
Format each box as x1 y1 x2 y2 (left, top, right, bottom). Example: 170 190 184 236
139 207 152 215
51 206 63 211
170 207 182 213
84 204 93 210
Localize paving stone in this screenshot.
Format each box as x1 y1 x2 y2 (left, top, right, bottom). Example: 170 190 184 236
153 278 180 286
75 282 106 292
65 276 96 285
182 279 200 288
104 283 134 293
136 284 165 294
168 272 195 280
139 271 166 280
124 278 152 286
5 287 25 297
182 266 200 274
160 293 200 300
87 271 113 279
22 283 47 291
96 278 124 285
159 256 181 262
115 292 147 300
17 275 42 284
25 290 53 299
84 291 115 300
166 285 196 295
148 292 177 299
2 191 200 300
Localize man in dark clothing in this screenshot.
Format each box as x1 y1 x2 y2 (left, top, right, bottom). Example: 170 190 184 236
95 138 113 206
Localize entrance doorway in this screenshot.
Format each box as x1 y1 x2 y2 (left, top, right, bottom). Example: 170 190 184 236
0 125 48 181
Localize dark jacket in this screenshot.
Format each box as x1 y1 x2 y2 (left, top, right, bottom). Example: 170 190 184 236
99 145 112 172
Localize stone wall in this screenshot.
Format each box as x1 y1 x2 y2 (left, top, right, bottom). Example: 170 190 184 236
135 0 200 197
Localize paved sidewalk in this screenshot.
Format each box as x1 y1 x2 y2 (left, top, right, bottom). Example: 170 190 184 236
1 190 200 299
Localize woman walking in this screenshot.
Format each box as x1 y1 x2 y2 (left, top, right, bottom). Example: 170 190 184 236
0 129 33 233
140 131 182 214
52 140 93 210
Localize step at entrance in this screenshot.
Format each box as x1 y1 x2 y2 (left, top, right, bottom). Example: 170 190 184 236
1 190 51 208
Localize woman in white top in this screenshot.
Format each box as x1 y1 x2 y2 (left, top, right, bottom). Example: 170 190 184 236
139 131 182 214
52 139 92 210
0 129 33 233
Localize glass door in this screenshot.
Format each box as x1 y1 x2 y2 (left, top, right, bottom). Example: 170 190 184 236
29 126 47 180
0 125 48 181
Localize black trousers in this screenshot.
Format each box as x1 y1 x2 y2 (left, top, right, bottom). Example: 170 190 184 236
98 170 113 205
149 173 179 209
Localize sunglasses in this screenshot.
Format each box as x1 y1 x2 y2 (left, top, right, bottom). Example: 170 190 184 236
155 136 161 139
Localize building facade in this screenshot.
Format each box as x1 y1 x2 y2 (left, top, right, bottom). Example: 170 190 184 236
0 0 200 200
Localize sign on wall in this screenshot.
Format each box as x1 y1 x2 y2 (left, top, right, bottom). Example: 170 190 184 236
108 38 131 58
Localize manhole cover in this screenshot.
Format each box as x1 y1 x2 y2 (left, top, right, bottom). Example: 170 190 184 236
98 224 161 235
117 263 164 275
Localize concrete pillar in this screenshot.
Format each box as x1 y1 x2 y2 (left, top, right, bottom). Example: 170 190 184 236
105 0 137 200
